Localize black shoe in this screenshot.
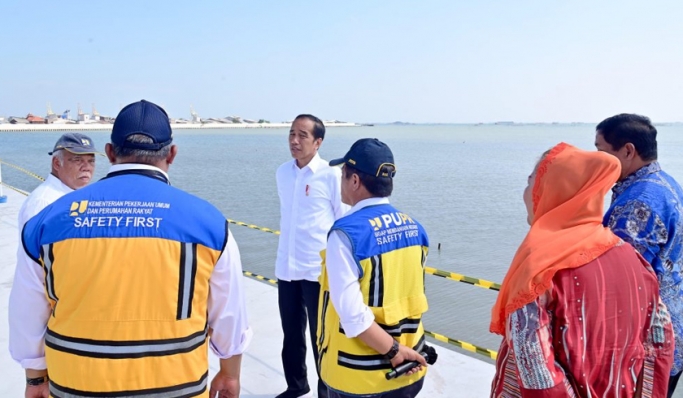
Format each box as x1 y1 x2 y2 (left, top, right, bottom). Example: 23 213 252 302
275 387 313 398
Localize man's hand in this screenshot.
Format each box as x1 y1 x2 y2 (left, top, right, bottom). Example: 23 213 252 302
390 344 427 376
25 370 49 398
209 355 242 398
25 384 49 398
209 372 239 398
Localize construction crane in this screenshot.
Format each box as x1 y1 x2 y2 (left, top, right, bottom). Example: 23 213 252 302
92 103 100 117
46 102 55 116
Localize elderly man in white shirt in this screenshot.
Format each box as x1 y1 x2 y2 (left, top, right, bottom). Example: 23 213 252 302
275 114 347 398
17 133 97 228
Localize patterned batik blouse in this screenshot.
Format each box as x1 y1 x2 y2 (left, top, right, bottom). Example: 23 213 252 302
605 161 683 376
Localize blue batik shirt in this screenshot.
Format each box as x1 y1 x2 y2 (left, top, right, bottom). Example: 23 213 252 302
604 161 683 375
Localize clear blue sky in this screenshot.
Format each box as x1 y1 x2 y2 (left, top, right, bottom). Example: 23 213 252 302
1 1 682 123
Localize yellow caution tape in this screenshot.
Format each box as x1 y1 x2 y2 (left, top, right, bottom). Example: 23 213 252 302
239 271 499 360
228 220 280 235
4 160 500 361
0 160 46 182
1 182 30 196
1 159 502 292
423 330 498 360
242 270 279 286
425 267 501 291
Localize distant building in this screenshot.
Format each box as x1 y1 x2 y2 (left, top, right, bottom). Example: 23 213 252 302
77 113 91 123
9 117 30 124
50 118 74 124
26 114 45 124
46 114 62 123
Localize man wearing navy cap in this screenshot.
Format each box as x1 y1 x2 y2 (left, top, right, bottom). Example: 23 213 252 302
9 100 251 398
317 138 430 398
17 132 98 229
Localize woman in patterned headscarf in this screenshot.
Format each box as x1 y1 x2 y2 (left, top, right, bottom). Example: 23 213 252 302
490 142 674 398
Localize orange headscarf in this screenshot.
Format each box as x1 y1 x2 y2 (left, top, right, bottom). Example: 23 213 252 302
490 142 622 336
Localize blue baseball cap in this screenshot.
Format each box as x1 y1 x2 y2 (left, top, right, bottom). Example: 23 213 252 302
111 100 172 150
329 138 396 178
48 133 98 155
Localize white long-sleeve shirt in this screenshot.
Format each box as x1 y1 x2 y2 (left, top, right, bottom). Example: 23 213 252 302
275 153 347 282
10 173 74 370
17 173 73 230
326 197 390 338
9 164 252 369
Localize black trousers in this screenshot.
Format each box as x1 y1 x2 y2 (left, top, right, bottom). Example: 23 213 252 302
278 279 327 398
327 378 424 398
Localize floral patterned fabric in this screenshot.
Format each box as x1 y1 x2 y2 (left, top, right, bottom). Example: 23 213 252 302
605 161 683 375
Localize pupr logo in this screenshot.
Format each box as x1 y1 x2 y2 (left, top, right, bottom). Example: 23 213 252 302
70 200 88 216
368 212 415 230
81 139 90 146
368 217 383 231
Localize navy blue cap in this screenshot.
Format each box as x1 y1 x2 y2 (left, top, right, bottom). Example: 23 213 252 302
329 138 396 178
48 133 98 155
111 100 172 150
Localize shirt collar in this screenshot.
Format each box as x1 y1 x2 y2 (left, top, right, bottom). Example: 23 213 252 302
46 173 74 192
108 163 170 181
613 161 661 197
347 197 390 216
292 152 322 173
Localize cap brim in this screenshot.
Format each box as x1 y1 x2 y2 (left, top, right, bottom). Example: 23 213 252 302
63 148 99 155
329 158 345 167
48 148 101 156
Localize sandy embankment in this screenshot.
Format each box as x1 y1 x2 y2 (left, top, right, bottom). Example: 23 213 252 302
0 122 359 132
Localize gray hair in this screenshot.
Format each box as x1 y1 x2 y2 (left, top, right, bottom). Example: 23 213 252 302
52 150 65 166
112 134 171 164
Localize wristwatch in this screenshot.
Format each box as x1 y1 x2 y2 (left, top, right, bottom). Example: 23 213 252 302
384 339 400 359
26 376 48 386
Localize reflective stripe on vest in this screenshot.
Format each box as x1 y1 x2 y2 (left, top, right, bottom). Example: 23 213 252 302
41 243 58 304
49 371 208 398
337 335 425 371
45 326 208 359
177 242 198 320
368 254 384 307
340 317 421 337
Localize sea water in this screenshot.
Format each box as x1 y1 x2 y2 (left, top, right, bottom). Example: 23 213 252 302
3 123 683 359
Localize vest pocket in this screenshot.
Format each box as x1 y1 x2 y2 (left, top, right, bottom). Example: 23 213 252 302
379 293 428 325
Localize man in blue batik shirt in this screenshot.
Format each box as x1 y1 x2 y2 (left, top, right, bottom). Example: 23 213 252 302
596 113 683 398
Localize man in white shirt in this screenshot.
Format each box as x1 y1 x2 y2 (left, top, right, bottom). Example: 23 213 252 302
17 132 98 228
275 114 346 398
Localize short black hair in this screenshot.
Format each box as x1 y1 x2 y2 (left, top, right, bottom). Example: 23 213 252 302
343 164 393 198
596 114 657 161
294 114 325 140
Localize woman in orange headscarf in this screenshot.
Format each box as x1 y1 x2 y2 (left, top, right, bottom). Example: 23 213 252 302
490 143 674 398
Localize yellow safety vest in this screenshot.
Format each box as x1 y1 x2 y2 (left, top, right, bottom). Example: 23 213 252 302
22 172 228 397
317 203 429 395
